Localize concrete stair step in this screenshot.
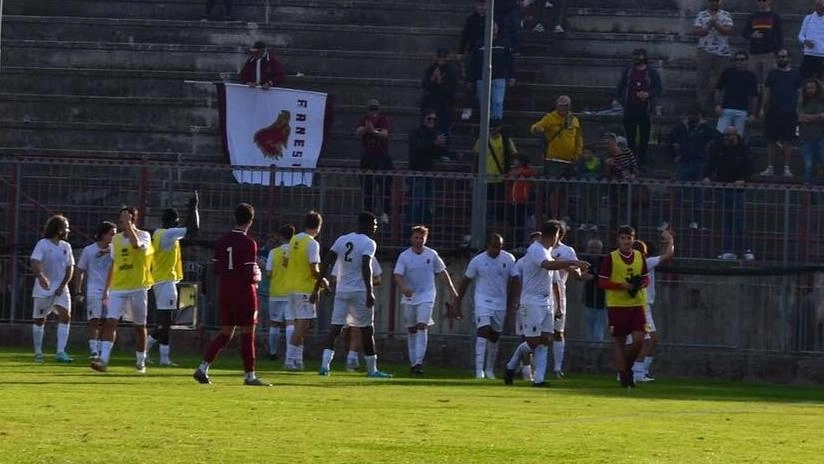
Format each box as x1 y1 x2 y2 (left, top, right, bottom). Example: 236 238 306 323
2 16 461 55
553 31 694 59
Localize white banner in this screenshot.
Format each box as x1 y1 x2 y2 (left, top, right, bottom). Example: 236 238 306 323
221 83 328 186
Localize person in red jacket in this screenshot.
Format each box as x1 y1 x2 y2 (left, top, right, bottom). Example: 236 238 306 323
239 41 286 89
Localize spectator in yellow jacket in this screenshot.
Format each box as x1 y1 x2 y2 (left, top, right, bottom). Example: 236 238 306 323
530 95 583 178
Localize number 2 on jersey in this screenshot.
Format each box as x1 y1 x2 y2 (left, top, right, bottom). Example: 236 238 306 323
343 242 354 262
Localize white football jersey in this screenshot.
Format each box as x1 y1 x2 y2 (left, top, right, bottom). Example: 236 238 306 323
517 241 556 308
330 232 376 293
77 242 113 294
393 246 446 305
30 239 75 298
645 256 662 304
465 250 517 307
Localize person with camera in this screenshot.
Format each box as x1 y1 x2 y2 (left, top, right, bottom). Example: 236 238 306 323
598 225 649 388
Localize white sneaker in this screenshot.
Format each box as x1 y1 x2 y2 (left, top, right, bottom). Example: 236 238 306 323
578 223 588 231
475 370 486 379
689 221 699 230
552 25 565 33
135 363 147 374
783 166 793 177
718 252 737 260
379 213 389 224
484 369 496 380
521 365 534 381
545 1 554 7
743 250 755 260
461 108 472 120
759 165 774 176
637 374 655 382
532 23 545 33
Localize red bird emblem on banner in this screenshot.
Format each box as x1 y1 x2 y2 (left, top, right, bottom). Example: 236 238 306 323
253 110 291 160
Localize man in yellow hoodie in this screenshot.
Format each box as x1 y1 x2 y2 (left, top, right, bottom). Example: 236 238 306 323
530 95 583 218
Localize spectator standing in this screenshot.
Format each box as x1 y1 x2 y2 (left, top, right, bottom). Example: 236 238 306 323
704 126 754 260
669 108 719 229
474 122 518 231
741 0 783 93
421 48 459 144
239 41 286 89
797 78 824 184
798 0 824 80
356 99 393 224
579 238 607 343
459 1 487 90
613 48 663 166
715 50 758 136
759 50 802 177
471 22 516 122
507 154 538 250
406 110 448 229
694 0 734 112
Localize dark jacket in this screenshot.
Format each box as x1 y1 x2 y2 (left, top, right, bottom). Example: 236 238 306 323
470 37 514 81
669 120 718 163
239 52 286 86
580 254 606 309
741 11 783 55
615 65 663 113
705 142 752 182
421 62 458 111
459 12 485 54
408 125 446 172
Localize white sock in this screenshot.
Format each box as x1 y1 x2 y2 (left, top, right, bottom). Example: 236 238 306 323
100 341 114 364
146 335 157 352
365 354 378 374
32 324 44 355
347 350 359 366
506 342 531 370
268 327 281 355
198 360 210 374
245 371 256 381
136 351 147 366
407 332 417 365
625 334 633 345
643 356 654 376
296 345 304 366
56 323 70 353
159 344 170 363
553 340 565 372
415 329 428 365
475 337 487 374
285 325 295 349
321 348 334 371
89 339 99 354
632 360 645 377
485 341 498 374
533 344 549 383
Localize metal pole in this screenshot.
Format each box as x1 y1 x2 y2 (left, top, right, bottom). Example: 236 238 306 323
10 161 21 322
0 0 5 75
470 0 495 250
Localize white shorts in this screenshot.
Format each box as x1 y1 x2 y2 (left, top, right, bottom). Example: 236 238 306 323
287 293 316 321
32 293 71 319
518 304 552 338
268 298 288 323
403 301 435 327
152 281 178 310
644 304 657 334
107 289 148 325
331 291 374 328
86 292 106 320
475 304 506 333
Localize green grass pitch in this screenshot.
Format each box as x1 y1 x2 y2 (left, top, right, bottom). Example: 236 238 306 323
0 349 822 464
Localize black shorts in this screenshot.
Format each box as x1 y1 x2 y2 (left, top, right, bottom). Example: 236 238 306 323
764 111 798 142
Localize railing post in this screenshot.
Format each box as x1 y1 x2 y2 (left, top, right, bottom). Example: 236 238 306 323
9 160 22 322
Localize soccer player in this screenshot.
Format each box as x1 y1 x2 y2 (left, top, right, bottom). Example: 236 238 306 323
503 220 589 387
598 225 650 388
73 221 116 359
630 228 675 382
454 233 518 380
30 214 75 363
147 192 200 366
264 224 295 361
92 207 154 373
193 203 270 386
550 224 582 378
393 225 458 375
283 210 324 370
338 255 383 371
312 211 392 378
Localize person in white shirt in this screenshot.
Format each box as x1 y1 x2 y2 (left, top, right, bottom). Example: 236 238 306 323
799 0 824 79
73 221 116 359
550 225 582 378
312 212 392 378
629 228 675 382
393 225 458 375
454 233 518 380
503 220 590 387
30 215 76 363
147 193 199 366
